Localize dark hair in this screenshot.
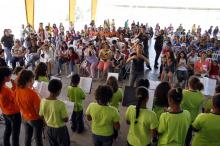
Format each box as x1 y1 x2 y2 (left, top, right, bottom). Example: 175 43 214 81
95 85 113 105
106 76 118 93
48 79 62 94
188 76 203 90
17 70 35 88
135 86 149 124
71 74 80 86
35 62 47 81
168 88 183 104
215 84 220 93
213 93 220 109
176 51 187 64
136 79 150 89
13 66 24 75
0 67 12 90
154 82 171 107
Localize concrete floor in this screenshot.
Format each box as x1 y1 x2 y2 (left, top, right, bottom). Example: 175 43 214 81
0 41 160 146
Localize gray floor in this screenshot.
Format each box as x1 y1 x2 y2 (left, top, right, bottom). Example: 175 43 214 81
0 40 160 146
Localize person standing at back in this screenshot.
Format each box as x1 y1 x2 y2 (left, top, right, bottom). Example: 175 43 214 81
15 69 43 146
1 29 14 66
154 29 164 69
181 76 205 146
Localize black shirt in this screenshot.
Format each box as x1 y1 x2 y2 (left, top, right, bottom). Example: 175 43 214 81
131 53 144 73
0 58 7 67
1 35 14 48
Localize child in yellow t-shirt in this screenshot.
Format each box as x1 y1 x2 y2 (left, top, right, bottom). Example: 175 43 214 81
39 79 70 146
126 86 158 146
86 85 120 146
67 74 85 133
158 88 191 146
192 93 220 146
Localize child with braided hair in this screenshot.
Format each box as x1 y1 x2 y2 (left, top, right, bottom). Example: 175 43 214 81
125 86 158 146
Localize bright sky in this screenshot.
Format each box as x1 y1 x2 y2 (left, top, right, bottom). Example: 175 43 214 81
0 0 220 38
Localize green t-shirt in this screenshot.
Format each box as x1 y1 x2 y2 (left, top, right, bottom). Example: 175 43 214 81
39 99 68 128
125 105 158 146
153 105 165 120
38 76 49 82
158 110 191 146
181 90 205 121
67 86 85 111
110 88 123 110
192 113 220 146
86 102 120 136
204 98 212 113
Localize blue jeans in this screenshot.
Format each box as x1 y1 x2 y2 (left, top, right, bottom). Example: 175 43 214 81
69 60 75 73
92 134 113 146
129 71 144 87
4 47 12 65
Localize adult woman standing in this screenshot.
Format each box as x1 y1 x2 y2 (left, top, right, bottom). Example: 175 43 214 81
15 70 43 146
0 67 21 146
127 43 149 87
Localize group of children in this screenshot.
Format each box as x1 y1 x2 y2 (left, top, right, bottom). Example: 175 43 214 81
0 61 220 146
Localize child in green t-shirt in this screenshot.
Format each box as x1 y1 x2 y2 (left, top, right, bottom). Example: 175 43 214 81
192 93 220 146
39 79 70 146
86 85 120 146
126 86 158 146
106 76 123 110
35 62 49 82
158 88 191 146
67 74 85 133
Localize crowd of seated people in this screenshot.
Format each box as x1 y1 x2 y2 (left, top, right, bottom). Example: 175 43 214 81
0 21 220 85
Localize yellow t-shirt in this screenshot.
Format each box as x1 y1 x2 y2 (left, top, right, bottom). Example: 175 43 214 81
158 110 191 146
86 102 120 136
192 113 220 146
125 105 158 146
39 99 68 128
181 90 205 121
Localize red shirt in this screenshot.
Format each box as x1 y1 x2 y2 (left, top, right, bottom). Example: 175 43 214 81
210 64 219 76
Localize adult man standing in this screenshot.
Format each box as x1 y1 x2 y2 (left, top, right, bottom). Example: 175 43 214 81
1 29 14 66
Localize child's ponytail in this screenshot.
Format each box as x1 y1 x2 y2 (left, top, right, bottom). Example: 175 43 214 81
135 86 149 124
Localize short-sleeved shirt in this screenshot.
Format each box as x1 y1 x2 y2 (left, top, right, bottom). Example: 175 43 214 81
110 88 123 110
192 113 220 146
15 87 41 121
131 53 145 73
181 90 205 121
125 105 158 146
0 86 20 115
67 86 85 111
158 110 191 146
86 102 120 136
153 105 165 120
39 99 68 128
